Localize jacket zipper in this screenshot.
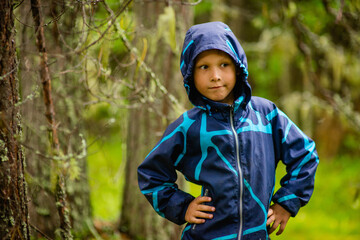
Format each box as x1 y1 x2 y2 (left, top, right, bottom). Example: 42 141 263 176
230 107 243 240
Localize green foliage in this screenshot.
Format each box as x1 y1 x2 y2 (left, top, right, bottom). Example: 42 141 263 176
194 0 213 17
87 137 125 221
157 6 177 52
297 1 331 33
68 158 81 181
83 102 127 137
245 27 298 99
0 139 9 162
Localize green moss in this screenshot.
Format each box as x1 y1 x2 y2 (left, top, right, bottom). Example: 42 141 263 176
36 207 50 216
9 216 15 226
0 139 9 162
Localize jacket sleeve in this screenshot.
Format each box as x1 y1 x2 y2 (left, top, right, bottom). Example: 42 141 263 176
270 107 319 217
137 119 195 225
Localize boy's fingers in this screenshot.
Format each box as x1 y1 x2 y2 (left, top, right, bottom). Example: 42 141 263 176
268 220 280 235
267 208 273 217
266 215 275 226
191 217 205 224
276 224 285 235
197 204 215 212
276 219 288 235
195 211 213 220
196 196 212 203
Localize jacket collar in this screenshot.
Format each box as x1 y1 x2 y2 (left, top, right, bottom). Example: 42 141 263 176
198 95 247 120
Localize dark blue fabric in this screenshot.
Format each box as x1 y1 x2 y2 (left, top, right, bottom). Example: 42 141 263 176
138 22 319 240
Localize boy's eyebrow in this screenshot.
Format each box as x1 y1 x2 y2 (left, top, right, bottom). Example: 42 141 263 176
195 56 232 66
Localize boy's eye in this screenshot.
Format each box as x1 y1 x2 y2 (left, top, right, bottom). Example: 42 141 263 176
199 65 208 70
221 63 229 67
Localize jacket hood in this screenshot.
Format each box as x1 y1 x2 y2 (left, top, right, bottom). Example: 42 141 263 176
180 21 252 111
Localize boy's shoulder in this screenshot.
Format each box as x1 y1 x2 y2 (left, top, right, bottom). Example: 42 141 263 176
249 96 278 116
166 107 202 130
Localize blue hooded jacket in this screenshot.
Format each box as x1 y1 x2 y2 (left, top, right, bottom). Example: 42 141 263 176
138 22 319 240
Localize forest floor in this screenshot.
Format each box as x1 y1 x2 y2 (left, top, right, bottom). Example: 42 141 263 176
91 220 131 240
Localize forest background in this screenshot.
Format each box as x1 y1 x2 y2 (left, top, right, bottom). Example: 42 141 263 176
0 0 359 239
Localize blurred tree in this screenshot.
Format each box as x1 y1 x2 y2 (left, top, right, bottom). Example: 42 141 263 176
16 0 100 238
119 1 193 239
17 1 61 237
30 0 72 238
0 0 30 239
280 0 360 158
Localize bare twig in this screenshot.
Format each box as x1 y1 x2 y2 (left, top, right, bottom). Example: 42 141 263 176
336 0 345 23
180 0 202 6
133 0 202 5
0 64 18 81
75 0 133 54
30 0 60 152
73 1 90 52
29 223 54 240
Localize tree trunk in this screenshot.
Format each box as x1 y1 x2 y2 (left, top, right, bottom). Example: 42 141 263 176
16 0 91 237
0 1 30 239
30 0 72 238
120 2 192 240
17 1 60 236
48 0 92 235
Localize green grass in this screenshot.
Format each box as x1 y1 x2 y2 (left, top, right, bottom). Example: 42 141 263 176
87 138 360 238
272 157 360 239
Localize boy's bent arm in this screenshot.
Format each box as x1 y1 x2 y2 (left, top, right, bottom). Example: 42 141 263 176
271 107 319 217
138 163 195 225
137 116 196 225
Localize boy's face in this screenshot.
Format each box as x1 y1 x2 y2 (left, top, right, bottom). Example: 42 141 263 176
193 50 236 105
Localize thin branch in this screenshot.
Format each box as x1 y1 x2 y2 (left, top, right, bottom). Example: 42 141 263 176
180 0 202 6
0 64 18 81
118 31 185 114
75 0 133 54
336 0 345 23
73 1 90 52
135 0 202 5
14 0 25 9
30 0 60 152
29 224 54 240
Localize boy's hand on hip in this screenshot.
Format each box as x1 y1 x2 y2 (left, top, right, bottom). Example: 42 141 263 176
266 203 291 235
185 196 215 224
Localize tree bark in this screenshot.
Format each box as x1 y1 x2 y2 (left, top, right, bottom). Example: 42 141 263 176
0 1 31 239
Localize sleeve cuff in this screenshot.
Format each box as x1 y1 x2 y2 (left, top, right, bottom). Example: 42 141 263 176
166 192 195 225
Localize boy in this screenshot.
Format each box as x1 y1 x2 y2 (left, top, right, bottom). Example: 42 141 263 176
137 22 319 240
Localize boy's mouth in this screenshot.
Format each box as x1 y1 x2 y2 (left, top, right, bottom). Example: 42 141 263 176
209 86 223 89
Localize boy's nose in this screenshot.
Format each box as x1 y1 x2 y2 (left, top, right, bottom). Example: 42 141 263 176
210 68 221 81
